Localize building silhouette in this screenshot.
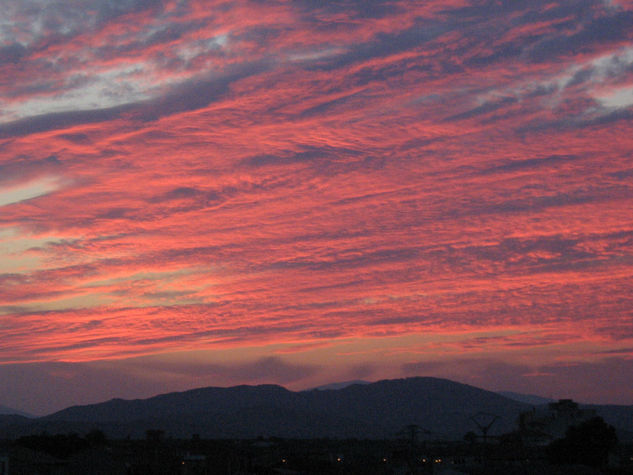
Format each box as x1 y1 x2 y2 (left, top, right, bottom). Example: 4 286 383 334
519 399 596 446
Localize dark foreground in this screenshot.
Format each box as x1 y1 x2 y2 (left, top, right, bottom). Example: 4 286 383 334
1 433 633 475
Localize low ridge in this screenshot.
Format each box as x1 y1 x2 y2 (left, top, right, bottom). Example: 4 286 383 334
2 377 631 440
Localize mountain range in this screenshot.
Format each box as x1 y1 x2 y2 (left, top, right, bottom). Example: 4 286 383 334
1 377 631 441
496 391 554 406
0 404 31 418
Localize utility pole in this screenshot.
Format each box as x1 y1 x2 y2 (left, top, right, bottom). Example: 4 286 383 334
470 412 499 467
398 424 431 475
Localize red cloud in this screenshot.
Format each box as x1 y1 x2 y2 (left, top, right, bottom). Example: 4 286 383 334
0 0 632 406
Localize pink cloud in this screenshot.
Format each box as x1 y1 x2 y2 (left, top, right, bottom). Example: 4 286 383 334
0 0 632 406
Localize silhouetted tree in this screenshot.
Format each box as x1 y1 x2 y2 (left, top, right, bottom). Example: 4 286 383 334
17 432 88 459
547 416 617 468
463 431 477 444
86 428 107 445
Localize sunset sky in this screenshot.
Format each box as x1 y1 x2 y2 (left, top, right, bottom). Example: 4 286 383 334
2 0 633 416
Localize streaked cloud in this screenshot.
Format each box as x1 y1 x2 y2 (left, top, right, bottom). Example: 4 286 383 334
0 0 632 411
0 175 64 207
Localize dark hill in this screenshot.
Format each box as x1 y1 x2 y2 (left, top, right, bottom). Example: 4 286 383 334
4 377 633 440
311 380 370 390
39 377 529 439
0 414 33 439
497 391 554 405
46 384 298 423
0 404 31 417
300 377 529 437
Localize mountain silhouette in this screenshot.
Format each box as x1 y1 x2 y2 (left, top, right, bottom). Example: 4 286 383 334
496 391 554 405
0 404 31 417
2 377 632 440
310 380 370 391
